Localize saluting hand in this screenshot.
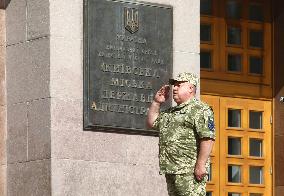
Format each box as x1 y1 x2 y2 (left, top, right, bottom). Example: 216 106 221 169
154 85 170 104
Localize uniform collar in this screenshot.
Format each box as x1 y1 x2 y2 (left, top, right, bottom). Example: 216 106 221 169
171 97 197 110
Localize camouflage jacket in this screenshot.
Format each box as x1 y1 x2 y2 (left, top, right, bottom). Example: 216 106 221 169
153 97 216 174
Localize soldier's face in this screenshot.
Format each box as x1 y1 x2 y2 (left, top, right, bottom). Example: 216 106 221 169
172 81 194 104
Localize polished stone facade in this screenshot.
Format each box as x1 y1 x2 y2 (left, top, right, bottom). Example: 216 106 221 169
0 0 200 195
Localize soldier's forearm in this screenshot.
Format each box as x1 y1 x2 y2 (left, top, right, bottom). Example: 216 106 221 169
146 101 161 129
196 138 214 165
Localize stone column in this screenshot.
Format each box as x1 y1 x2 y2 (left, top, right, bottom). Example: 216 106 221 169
5 0 51 195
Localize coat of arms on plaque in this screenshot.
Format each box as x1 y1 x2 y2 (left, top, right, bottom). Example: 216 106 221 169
124 7 139 34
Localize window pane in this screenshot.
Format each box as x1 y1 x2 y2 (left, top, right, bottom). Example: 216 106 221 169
201 0 212 15
250 166 263 184
201 24 212 42
249 30 263 48
228 137 241 155
208 163 212 181
228 54 242 72
228 109 241 127
249 3 263 22
228 165 241 183
226 0 242 19
201 51 212 69
249 111 263 129
250 138 263 157
250 194 262 196
206 192 213 196
227 26 241 45
229 193 242 196
249 56 263 74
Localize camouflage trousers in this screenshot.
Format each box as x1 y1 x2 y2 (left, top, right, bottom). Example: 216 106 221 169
165 173 207 196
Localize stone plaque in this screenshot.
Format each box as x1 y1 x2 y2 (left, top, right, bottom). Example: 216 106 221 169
84 0 173 134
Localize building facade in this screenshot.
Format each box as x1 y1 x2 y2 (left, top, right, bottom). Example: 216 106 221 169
0 0 200 195
0 0 283 196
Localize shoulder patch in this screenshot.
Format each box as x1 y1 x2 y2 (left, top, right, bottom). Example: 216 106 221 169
208 117 215 132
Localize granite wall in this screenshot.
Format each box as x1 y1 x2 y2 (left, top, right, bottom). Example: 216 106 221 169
2 0 200 195
5 0 51 195
49 0 199 195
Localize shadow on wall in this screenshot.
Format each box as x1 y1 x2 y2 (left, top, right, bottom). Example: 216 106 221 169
0 0 11 9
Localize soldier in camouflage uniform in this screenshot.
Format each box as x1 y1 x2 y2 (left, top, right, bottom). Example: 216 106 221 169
147 72 216 196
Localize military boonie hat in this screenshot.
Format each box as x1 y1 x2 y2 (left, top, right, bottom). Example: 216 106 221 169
169 72 199 87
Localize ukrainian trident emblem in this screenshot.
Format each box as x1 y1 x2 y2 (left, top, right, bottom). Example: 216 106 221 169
124 7 139 34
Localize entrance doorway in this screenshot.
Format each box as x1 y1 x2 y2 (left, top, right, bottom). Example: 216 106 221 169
202 95 272 196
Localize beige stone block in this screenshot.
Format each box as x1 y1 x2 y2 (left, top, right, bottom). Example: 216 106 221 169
0 9 5 46
51 159 128 196
50 37 82 99
0 165 7 196
0 105 6 165
50 0 82 39
6 38 50 104
6 43 29 104
0 45 5 106
51 98 128 163
6 0 26 45
51 159 166 196
125 134 159 166
7 103 27 163
173 51 200 97
173 51 200 78
26 38 50 101
7 160 51 196
27 98 51 161
172 0 199 53
27 0 49 40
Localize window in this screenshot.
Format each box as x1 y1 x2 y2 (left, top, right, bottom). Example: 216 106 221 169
200 0 270 88
201 51 213 69
226 0 242 19
228 193 242 196
228 165 242 183
206 192 213 196
249 30 263 48
249 166 263 184
228 54 242 72
208 163 212 181
228 109 241 127
249 56 263 75
249 3 263 22
201 24 212 42
228 137 242 155
227 26 241 45
249 138 263 157
249 111 263 129
201 0 213 15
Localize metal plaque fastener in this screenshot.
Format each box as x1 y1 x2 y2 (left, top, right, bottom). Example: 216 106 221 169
280 97 284 103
